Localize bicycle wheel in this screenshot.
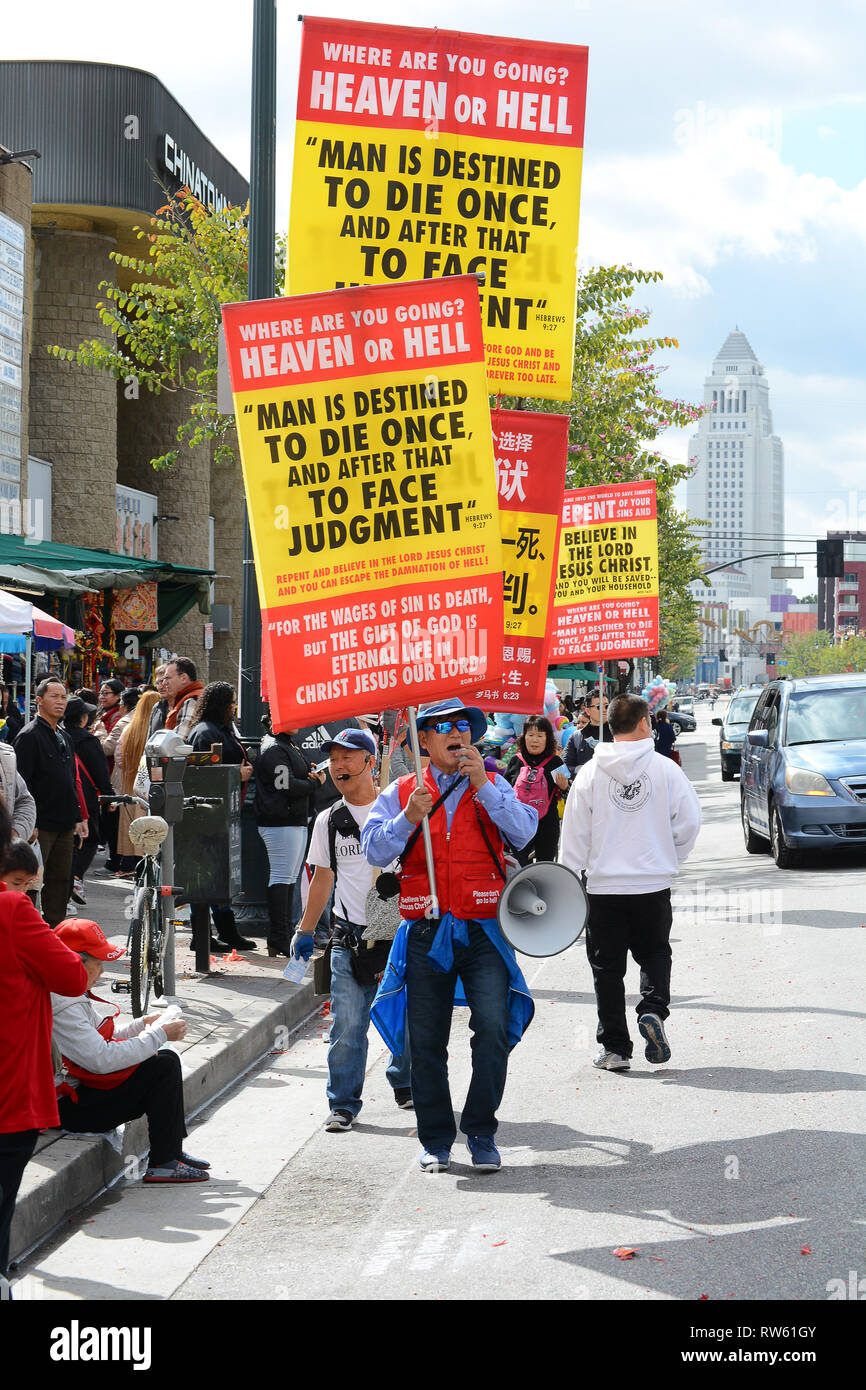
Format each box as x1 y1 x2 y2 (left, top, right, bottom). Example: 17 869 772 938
129 885 156 1018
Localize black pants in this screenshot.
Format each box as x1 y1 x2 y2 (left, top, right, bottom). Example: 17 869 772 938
584 889 672 1059
0 1129 38 1281
73 819 101 882
38 827 75 929
516 806 561 865
57 1051 186 1169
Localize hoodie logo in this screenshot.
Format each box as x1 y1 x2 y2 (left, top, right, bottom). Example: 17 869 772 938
608 774 652 812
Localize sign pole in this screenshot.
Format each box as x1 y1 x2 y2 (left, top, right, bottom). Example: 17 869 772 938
239 0 276 743
407 707 439 921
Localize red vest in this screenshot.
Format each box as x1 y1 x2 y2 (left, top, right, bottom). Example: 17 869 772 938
397 767 505 920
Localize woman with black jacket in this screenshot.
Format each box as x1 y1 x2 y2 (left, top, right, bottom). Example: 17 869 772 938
62 697 112 901
188 682 256 952
255 722 321 956
0 683 23 745
504 715 569 865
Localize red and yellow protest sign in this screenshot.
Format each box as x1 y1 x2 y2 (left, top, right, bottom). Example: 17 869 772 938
548 481 659 661
222 277 503 731
468 410 568 712
289 17 588 402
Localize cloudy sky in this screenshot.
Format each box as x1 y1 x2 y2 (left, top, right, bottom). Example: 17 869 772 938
5 0 865 591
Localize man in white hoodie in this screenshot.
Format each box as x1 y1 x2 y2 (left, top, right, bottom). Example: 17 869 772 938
559 692 701 1071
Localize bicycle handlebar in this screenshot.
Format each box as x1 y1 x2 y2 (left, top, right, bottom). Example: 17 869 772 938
98 793 150 812
99 793 222 810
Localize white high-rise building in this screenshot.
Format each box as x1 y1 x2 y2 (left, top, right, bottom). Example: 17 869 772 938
687 329 785 684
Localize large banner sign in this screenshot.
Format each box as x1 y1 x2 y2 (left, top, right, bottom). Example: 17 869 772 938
468 409 568 712
222 277 503 731
548 480 659 662
289 17 588 402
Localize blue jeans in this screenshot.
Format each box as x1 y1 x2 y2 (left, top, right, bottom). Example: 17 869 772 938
258 824 307 885
405 918 511 1151
327 943 410 1116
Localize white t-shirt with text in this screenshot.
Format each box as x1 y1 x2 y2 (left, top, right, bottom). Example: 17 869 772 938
307 798 396 926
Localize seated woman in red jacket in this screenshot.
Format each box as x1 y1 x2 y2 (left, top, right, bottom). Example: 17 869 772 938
51 918 210 1184
0 804 87 1286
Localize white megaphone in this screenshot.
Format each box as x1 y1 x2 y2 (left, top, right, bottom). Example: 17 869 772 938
497 861 587 958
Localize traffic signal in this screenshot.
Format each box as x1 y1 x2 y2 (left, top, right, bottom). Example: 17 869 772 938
817 537 845 578
766 652 776 666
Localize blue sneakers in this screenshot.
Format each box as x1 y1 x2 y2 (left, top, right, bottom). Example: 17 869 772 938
639 1012 671 1064
467 1136 501 1172
419 1147 451 1172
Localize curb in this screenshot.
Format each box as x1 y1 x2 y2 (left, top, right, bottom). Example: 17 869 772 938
10 974 324 1266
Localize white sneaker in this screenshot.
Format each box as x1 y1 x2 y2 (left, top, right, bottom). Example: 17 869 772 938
593 1048 631 1071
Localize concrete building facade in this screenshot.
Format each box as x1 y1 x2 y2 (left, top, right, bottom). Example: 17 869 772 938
0 61 249 681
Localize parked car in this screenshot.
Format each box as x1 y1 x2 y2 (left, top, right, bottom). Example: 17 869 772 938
712 685 763 781
667 709 696 733
740 673 866 868
675 696 695 715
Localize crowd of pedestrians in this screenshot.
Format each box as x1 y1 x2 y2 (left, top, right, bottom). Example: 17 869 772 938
0 660 702 1274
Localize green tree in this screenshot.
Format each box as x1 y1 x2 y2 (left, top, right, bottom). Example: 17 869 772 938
780 628 866 677
46 190 283 471
498 264 708 673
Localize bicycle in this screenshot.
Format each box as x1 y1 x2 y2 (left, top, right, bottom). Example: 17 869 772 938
98 793 221 1017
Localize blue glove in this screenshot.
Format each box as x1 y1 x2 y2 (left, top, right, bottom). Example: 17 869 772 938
291 930 315 961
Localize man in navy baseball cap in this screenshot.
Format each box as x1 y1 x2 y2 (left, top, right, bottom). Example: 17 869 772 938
319 728 377 759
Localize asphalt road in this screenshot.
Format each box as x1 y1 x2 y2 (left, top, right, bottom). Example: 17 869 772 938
20 703 866 1316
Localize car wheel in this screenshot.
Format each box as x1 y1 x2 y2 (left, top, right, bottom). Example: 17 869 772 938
769 800 799 869
742 794 768 853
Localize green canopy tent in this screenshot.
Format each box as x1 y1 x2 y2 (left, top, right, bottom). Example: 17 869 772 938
0 535 214 644
548 665 617 684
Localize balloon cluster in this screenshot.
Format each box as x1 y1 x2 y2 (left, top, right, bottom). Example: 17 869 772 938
641 675 670 717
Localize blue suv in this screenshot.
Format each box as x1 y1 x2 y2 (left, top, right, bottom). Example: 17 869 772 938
740 673 866 868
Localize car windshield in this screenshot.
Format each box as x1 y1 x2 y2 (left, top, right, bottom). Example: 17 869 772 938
727 694 759 725
786 687 866 745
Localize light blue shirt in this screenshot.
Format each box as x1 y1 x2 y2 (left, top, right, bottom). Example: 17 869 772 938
361 763 538 866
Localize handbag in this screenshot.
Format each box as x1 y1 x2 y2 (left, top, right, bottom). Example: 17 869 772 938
313 940 333 994
362 868 402 941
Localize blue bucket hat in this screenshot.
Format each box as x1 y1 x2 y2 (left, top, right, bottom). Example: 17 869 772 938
416 698 487 745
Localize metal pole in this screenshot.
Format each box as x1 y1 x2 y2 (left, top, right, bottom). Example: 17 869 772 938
162 825 176 994
239 0 277 743
24 633 31 724
597 662 604 742
407 706 439 920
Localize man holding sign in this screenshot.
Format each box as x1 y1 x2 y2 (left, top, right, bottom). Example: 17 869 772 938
363 698 536 1173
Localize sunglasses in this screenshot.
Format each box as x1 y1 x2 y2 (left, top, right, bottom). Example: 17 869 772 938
426 719 471 734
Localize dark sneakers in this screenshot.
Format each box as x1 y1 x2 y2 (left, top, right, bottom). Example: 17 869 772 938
466 1136 501 1171
325 1109 354 1132
393 1087 414 1110
639 1013 672 1064
142 1159 209 1183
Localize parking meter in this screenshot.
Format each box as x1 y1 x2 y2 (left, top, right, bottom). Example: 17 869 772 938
144 729 193 994
145 730 192 822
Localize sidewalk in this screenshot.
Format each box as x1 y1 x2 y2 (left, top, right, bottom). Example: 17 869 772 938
10 866 322 1265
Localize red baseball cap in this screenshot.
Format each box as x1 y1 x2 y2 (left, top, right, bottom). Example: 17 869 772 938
54 918 125 961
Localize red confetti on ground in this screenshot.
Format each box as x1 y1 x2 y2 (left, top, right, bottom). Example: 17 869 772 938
801 1246 811 1255
492 1240 507 1247
699 1294 709 1300
613 1247 638 1260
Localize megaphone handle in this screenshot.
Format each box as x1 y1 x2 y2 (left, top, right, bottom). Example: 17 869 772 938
407 706 440 919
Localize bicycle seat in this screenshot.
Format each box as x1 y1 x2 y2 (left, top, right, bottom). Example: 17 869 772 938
128 815 170 856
